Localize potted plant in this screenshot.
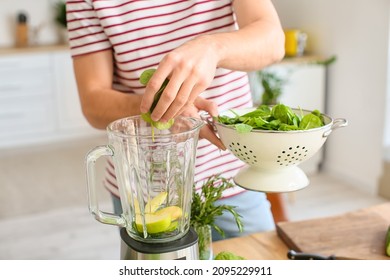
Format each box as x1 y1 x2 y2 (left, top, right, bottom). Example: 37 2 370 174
54 1 68 43
256 55 337 106
258 70 288 105
55 1 67 27
190 175 243 260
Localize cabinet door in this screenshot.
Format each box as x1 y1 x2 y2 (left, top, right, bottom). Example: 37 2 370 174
53 51 97 133
0 98 56 145
0 53 52 99
0 53 56 147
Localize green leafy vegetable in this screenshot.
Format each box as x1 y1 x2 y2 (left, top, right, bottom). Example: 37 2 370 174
235 123 253 133
139 69 174 137
216 103 325 133
139 69 156 86
271 103 296 125
299 113 323 130
214 251 246 260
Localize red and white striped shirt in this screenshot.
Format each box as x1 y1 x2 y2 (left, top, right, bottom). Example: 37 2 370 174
67 0 252 198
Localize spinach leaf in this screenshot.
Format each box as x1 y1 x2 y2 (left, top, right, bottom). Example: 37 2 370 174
139 69 174 135
271 104 297 125
235 123 253 133
299 113 323 130
217 103 325 133
139 68 156 86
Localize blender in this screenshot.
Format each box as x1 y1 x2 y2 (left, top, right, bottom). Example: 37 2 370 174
86 115 204 260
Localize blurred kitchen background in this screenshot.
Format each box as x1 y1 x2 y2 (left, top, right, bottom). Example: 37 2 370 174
0 0 389 259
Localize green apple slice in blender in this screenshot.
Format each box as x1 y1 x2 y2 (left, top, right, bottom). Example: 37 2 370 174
144 192 167 213
135 213 172 234
127 194 141 214
154 205 183 220
133 198 141 214
165 221 178 232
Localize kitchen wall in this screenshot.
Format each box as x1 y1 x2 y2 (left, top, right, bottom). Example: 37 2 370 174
385 61 390 152
0 0 60 47
272 0 390 194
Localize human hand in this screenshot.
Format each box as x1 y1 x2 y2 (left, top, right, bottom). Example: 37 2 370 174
181 96 226 151
140 35 219 123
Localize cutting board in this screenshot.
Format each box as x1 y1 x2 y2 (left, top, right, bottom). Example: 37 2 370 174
276 203 390 260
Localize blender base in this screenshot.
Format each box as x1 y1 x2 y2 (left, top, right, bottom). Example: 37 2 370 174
120 227 199 260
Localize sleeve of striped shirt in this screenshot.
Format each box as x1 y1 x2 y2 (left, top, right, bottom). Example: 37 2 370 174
66 0 112 57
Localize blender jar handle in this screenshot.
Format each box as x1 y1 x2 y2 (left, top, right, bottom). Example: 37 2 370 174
86 145 126 227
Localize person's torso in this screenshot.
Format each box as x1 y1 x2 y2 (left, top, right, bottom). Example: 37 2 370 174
68 0 253 194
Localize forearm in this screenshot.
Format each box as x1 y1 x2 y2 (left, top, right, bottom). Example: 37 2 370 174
211 0 285 71
72 50 144 129
79 88 142 129
212 20 285 71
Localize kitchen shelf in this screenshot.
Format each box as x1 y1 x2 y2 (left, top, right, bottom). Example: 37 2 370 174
279 54 329 65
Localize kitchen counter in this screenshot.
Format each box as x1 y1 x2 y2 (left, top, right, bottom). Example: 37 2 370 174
213 230 289 260
212 202 390 260
0 44 326 65
0 44 69 55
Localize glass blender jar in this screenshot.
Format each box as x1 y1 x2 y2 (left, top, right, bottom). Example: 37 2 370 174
86 115 203 259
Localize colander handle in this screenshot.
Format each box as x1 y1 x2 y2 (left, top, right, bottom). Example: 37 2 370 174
200 111 217 132
323 118 348 137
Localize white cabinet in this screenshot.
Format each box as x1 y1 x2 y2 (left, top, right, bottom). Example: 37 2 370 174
53 51 91 131
270 63 326 113
0 53 56 146
248 59 327 174
0 47 102 148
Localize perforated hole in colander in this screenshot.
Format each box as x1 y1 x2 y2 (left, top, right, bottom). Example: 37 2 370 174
277 145 309 166
228 142 258 165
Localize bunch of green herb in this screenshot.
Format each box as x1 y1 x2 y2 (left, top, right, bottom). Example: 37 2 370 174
190 175 243 259
139 69 174 137
216 103 325 133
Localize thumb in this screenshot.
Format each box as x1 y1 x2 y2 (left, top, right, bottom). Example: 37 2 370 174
194 97 226 150
193 96 218 117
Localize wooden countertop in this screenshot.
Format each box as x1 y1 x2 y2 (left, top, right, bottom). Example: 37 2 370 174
213 230 289 260
212 202 390 260
0 44 69 55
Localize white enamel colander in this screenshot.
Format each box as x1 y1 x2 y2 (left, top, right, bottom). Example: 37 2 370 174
208 108 348 193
